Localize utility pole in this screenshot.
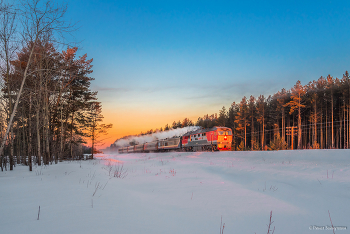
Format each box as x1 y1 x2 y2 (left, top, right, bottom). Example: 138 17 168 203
286 126 297 150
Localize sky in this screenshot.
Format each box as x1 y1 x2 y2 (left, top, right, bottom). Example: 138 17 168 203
61 0 350 147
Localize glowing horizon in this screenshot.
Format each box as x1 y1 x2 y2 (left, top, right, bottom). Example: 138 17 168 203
95 109 203 149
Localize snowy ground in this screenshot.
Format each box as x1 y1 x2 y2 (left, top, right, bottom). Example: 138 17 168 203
1 150 349 234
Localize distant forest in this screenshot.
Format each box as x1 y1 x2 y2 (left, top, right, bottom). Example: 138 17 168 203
133 72 350 151
0 1 111 171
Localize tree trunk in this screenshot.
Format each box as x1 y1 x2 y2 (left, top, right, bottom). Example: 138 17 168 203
70 112 75 159
91 120 95 159
244 120 247 148
44 78 50 164
22 108 27 165
36 105 41 166
313 98 317 148
320 106 323 149
326 103 328 148
282 107 285 142
344 103 346 148
331 90 334 148
16 124 20 164
251 116 254 150
28 94 32 171
10 127 13 170
59 105 63 162
261 115 265 150
346 104 350 149
298 95 302 149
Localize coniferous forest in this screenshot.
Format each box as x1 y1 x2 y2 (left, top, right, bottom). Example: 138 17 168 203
133 73 350 152
0 1 111 171
196 74 350 151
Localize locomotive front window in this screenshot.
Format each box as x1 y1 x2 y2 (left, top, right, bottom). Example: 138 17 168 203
227 131 232 135
218 131 224 135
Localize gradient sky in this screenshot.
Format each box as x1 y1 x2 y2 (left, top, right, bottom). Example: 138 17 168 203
62 0 350 147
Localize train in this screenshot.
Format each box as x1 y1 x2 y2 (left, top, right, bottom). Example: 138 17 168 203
118 126 233 153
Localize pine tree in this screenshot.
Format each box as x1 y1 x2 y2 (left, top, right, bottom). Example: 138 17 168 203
316 76 327 148
284 81 306 149
275 89 289 142
164 124 170 131
181 118 193 127
227 102 238 149
248 96 256 150
86 102 102 159
305 80 320 148
341 71 350 148
326 75 335 148
256 95 266 150
217 106 227 127
235 97 249 148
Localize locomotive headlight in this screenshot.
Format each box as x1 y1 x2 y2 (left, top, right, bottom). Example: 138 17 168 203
224 135 227 140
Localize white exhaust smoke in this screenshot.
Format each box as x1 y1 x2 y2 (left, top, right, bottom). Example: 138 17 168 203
114 126 201 147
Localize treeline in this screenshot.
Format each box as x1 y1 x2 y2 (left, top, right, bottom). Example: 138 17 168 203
0 1 111 171
196 73 350 151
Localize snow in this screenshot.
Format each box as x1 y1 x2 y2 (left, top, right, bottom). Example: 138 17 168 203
1 150 349 234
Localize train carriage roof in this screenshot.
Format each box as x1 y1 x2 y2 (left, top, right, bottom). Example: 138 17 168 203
158 136 181 142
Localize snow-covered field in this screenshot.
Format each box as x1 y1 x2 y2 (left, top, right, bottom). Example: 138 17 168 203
1 150 349 234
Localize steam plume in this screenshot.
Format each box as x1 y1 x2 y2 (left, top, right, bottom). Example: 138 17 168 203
114 126 200 147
